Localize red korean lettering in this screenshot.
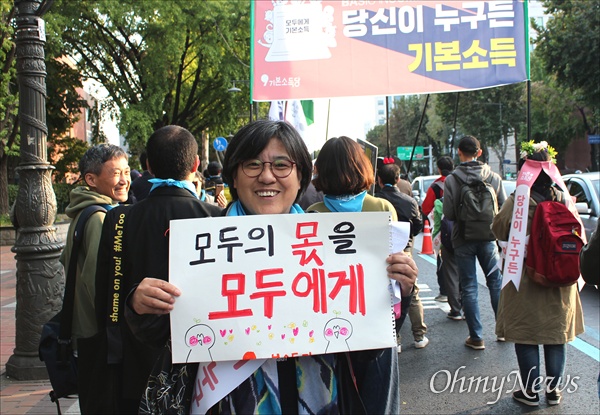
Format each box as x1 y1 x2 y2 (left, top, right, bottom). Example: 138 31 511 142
191 362 218 405
233 360 250 370
208 273 252 320
292 268 327 313
249 268 286 318
201 362 218 390
292 222 324 266
328 264 366 315
193 376 203 404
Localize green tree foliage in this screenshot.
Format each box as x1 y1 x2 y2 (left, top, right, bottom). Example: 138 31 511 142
435 84 526 177
519 51 586 165
367 95 466 177
424 94 455 157
367 96 429 153
48 135 90 183
48 0 251 156
1 3 92 213
534 0 600 120
0 2 17 215
44 30 92 182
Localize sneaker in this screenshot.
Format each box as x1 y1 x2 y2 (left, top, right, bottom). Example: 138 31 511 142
435 295 448 302
496 336 506 342
465 336 485 350
512 390 539 406
447 311 464 321
414 336 429 349
546 389 562 405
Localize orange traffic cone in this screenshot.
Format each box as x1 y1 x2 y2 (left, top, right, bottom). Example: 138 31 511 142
420 218 434 255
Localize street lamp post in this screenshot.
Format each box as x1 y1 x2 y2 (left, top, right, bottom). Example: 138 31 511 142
228 80 255 122
7 0 64 380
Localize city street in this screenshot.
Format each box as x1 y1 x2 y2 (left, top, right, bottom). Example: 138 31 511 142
2 235 599 414
398 234 600 414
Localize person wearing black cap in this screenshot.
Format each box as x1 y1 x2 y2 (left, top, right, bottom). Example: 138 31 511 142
442 136 506 351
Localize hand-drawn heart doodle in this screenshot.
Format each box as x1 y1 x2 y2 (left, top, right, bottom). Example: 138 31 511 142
293 327 299 336
309 330 314 338
245 327 251 335
220 329 226 337
281 334 286 340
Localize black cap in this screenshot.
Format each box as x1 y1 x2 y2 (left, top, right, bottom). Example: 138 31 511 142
458 136 480 156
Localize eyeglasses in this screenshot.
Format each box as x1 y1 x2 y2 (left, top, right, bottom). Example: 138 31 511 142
241 159 296 178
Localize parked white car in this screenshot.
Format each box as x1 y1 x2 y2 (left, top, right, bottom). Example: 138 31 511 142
502 180 516 197
411 175 440 206
562 172 599 242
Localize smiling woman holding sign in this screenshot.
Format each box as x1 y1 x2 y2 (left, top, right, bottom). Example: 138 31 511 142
130 120 417 414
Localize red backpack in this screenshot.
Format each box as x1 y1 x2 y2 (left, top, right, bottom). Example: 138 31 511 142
525 201 584 287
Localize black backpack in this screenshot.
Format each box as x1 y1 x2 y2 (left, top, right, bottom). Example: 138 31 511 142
455 175 498 241
39 205 107 412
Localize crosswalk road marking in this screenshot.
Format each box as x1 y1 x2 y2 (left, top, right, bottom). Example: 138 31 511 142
416 284 451 312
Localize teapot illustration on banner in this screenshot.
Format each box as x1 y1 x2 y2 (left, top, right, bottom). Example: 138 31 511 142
260 1 335 62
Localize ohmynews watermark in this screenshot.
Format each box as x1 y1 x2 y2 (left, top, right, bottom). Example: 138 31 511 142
430 366 580 404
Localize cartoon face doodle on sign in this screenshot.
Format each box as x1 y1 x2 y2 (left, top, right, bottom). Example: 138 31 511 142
185 324 216 363
323 317 353 353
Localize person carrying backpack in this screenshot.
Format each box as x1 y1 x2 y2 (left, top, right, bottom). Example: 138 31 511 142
442 136 506 351
423 156 462 315
59 144 132 412
492 141 584 407
427 157 463 320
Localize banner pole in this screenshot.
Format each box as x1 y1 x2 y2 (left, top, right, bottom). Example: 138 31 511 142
451 92 460 158
526 80 531 142
386 96 391 156
406 94 430 175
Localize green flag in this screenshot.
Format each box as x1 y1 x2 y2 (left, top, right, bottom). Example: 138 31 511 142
300 100 314 126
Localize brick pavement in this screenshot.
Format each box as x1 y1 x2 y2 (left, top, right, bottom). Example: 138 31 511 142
1 245 79 414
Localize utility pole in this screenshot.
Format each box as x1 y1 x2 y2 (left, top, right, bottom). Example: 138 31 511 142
7 0 62 380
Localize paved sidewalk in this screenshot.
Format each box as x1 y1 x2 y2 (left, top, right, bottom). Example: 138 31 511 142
1 245 80 414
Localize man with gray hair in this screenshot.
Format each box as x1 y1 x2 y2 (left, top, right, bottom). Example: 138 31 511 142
60 143 131 409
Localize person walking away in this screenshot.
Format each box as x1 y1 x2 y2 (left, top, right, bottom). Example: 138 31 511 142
94 126 223 413
375 161 428 350
423 156 463 319
443 136 506 350
492 142 584 406
61 144 131 411
393 156 412 195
